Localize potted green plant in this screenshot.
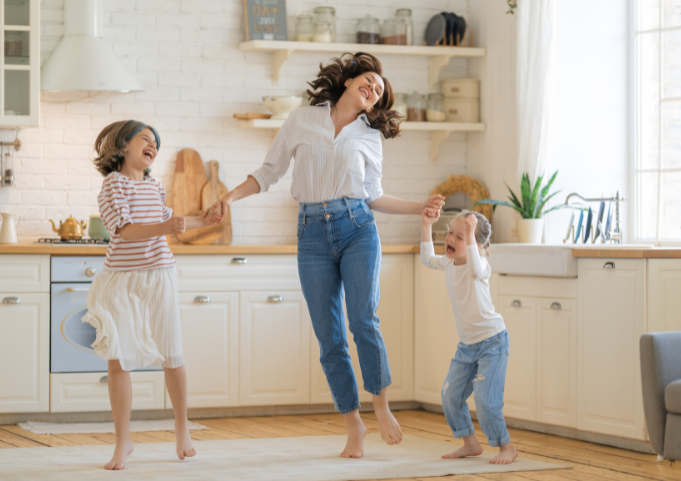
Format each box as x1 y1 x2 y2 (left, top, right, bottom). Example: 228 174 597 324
474 171 568 243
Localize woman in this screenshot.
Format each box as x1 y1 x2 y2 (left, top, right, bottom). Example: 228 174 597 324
210 52 444 458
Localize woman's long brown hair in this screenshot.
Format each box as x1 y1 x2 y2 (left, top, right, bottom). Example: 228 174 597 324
306 52 401 139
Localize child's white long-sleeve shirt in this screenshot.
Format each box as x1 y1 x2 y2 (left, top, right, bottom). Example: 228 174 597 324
420 241 506 345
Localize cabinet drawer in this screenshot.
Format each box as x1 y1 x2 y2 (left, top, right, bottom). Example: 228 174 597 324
0 255 49 293
50 372 165 412
176 255 300 292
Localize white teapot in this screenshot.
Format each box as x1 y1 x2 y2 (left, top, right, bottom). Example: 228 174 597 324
0 213 21 244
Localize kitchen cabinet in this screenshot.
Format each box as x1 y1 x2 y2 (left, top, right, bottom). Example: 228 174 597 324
648 259 681 332
0 292 48 412
578 258 646 440
0 254 49 292
310 255 414 405
1 0 39 126
239 291 311 406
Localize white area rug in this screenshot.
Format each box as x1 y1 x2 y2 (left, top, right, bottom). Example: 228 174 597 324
17 419 207 435
0 433 569 481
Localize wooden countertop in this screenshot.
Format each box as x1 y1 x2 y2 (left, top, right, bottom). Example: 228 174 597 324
572 248 681 258
0 243 422 256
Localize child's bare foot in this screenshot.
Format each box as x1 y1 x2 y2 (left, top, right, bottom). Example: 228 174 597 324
341 421 367 459
374 407 403 445
442 433 483 459
104 438 134 470
490 442 517 464
175 421 196 460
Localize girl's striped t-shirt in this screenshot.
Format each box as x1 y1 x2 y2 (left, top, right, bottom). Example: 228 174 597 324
98 172 175 271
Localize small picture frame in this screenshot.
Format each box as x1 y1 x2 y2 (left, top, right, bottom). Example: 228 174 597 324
243 0 288 41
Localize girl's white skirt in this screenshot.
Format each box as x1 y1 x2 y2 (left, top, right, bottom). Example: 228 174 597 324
82 266 184 372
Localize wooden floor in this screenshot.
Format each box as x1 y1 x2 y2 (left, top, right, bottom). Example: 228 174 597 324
0 409 676 480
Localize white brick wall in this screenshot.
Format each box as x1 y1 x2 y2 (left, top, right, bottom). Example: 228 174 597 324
0 0 472 244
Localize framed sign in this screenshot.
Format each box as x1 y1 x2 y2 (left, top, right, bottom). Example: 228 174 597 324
243 0 288 41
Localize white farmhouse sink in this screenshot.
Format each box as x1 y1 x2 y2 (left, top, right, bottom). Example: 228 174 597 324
488 244 655 277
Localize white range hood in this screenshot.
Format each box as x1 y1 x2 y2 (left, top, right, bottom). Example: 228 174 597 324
41 0 142 92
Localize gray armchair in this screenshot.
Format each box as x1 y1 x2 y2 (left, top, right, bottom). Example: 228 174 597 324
640 331 681 461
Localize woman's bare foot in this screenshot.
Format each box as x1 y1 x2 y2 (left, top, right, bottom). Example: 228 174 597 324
104 438 134 470
175 421 196 460
341 421 367 458
490 442 517 464
374 407 403 445
442 432 483 459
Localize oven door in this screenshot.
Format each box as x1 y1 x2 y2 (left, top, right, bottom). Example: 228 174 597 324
50 283 161 373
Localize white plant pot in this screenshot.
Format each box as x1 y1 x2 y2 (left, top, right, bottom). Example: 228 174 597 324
516 218 544 244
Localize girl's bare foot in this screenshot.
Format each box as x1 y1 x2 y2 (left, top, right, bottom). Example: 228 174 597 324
341 421 367 458
175 421 196 460
104 438 134 470
490 442 517 464
374 407 403 445
442 432 483 459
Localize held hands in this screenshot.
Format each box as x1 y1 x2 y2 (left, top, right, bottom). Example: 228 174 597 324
203 194 233 224
422 208 440 225
421 194 445 214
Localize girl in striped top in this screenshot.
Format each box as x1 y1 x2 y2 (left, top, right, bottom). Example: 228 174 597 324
83 120 212 470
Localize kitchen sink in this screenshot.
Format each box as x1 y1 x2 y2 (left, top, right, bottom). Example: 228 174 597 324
488 244 655 277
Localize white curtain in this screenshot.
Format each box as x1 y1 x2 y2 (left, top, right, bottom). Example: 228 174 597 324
516 0 557 183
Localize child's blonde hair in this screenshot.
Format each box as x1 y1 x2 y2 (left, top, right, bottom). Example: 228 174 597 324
93 120 161 177
447 210 492 255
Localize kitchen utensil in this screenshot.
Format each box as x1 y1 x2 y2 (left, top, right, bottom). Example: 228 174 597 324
604 202 613 236
172 149 223 245
425 13 446 46
201 160 233 245
583 207 593 243
564 211 575 241
88 214 110 241
0 212 21 244
262 96 303 120
233 113 272 120
574 208 584 243
49 216 87 241
593 201 605 243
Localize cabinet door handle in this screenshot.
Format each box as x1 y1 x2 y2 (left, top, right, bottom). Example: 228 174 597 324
85 267 96 277
194 296 211 303
268 295 284 303
511 299 522 308
66 287 90 292
603 261 616 269
100 375 108 383
2 297 19 304
231 257 247 264
550 302 562 310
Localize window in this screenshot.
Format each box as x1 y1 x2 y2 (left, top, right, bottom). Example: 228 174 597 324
636 1 681 242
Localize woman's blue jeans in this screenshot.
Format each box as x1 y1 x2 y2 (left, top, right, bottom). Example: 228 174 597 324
297 198 392 414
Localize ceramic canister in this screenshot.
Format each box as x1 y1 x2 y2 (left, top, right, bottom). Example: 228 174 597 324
88 214 110 240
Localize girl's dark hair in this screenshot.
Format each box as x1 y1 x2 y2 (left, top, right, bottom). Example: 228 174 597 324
306 52 401 139
93 120 161 176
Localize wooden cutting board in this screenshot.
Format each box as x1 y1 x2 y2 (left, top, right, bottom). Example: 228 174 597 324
201 160 233 245
172 148 222 245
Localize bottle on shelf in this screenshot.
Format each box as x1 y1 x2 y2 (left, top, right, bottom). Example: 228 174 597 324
356 16 381 44
381 18 407 45
426 93 446 122
295 12 314 42
395 9 414 45
393 93 408 119
313 7 336 42
313 22 333 43
407 92 426 121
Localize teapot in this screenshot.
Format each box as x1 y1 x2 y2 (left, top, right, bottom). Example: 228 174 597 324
0 213 21 244
49 216 87 240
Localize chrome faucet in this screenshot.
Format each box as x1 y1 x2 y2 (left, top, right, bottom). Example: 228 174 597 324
564 191 625 244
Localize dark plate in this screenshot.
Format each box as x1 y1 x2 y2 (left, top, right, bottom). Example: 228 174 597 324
442 12 456 45
425 13 446 46
455 14 466 44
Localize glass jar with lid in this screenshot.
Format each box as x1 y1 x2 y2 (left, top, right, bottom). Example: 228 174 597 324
393 93 408 119
395 9 413 45
356 16 381 44
313 22 333 43
5 31 23 57
313 7 336 42
426 93 446 122
407 92 426 121
295 12 314 42
381 18 407 45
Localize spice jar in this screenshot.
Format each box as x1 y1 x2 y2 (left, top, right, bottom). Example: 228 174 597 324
381 18 407 45
393 93 408 119
407 92 426 122
356 16 381 44
395 9 414 45
313 22 333 43
313 6 336 42
295 12 314 42
426 93 446 122
5 31 23 57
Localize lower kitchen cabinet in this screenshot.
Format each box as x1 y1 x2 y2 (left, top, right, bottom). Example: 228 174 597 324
168 292 239 409
239 291 311 406
50 372 165 412
578 258 646 440
648 259 681 332
0 293 49 413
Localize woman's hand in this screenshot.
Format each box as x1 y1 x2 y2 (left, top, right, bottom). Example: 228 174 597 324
421 194 445 214
422 208 440 225
203 201 226 224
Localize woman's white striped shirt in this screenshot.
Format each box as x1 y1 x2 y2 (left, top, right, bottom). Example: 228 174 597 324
98 172 175 271
250 101 384 204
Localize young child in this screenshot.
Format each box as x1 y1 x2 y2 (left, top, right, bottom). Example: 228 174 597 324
83 120 213 470
420 209 517 465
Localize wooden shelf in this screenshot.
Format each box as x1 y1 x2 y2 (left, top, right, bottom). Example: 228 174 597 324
237 119 485 163
238 40 486 87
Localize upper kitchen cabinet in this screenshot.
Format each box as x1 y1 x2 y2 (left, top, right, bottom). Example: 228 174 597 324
1 0 38 127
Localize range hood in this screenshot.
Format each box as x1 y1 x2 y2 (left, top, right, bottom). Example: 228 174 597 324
41 0 143 92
